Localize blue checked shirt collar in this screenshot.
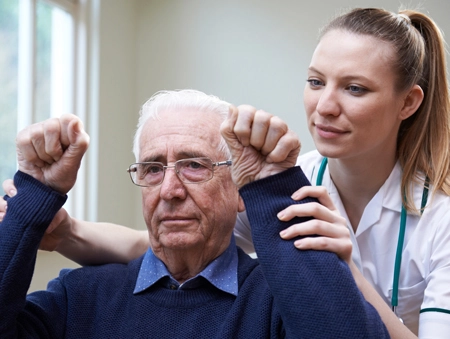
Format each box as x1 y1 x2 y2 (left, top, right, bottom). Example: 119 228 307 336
134 236 238 296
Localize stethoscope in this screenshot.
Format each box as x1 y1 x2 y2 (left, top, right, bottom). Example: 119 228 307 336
316 157 429 321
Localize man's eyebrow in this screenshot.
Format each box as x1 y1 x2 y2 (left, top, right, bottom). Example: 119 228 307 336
178 151 209 159
139 155 161 163
139 151 210 163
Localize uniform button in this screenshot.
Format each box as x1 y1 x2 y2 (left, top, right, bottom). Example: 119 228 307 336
170 284 178 290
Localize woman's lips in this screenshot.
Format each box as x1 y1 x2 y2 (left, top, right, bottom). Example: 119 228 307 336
315 124 348 139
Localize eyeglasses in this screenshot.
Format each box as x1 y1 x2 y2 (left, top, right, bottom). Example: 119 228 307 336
127 157 232 187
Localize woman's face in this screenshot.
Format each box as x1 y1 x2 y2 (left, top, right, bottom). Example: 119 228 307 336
304 29 407 161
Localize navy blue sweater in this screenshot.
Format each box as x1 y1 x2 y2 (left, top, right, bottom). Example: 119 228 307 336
0 169 389 338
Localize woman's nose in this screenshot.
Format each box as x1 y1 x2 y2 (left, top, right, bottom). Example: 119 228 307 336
316 87 341 117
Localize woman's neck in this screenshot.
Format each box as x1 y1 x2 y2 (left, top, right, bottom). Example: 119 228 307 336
328 152 397 232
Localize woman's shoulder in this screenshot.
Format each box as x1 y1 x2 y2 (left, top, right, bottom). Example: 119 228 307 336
414 178 450 239
297 149 322 166
409 169 450 215
422 188 450 218
296 150 323 181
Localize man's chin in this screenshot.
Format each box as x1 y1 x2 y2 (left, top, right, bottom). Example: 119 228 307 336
159 233 202 250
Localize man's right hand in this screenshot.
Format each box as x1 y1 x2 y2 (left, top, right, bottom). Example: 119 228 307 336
1 179 73 252
16 114 89 195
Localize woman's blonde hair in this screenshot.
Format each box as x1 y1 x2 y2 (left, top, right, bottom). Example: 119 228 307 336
321 8 450 211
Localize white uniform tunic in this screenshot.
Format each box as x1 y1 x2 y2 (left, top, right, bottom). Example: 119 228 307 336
234 150 450 338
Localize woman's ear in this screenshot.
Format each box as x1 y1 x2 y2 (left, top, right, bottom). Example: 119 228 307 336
399 84 424 120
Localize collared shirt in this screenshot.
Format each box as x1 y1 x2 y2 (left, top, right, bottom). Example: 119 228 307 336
134 236 238 296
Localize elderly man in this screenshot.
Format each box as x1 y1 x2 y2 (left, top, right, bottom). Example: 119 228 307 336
0 90 388 338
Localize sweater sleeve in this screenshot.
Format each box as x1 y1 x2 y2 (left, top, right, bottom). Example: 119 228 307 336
0 171 68 338
239 166 389 338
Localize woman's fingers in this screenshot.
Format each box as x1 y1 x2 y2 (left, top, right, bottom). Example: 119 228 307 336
277 198 341 224
0 179 17 222
279 216 348 239
2 179 16 197
0 197 6 222
291 185 337 211
277 186 353 263
279 217 352 263
293 236 353 262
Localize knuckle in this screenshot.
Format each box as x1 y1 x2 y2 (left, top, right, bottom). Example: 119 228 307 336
315 237 329 250
28 124 44 143
344 241 353 251
15 130 28 146
342 242 353 257
255 109 273 120
269 116 288 134
43 118 61 134
317 186 328 195
237 104 256 112
309 203 322 216
288 136 301 150
342 226 351 236
308 218 321 230
233 123 247 135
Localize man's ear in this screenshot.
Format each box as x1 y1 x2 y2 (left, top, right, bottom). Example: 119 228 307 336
399 84 424 120
238 196 245 213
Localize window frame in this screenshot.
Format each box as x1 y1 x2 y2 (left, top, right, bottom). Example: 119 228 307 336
17 0 97 220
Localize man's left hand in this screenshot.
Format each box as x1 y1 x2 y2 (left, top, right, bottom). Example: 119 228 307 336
220 105 300 188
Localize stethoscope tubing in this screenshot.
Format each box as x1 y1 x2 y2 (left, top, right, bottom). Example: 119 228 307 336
315 157 428 318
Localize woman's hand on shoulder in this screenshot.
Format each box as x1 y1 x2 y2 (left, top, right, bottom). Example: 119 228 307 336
0 179 14 222
278 185 353 264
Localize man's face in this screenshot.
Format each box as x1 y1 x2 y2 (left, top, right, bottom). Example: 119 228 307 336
139 108 242 258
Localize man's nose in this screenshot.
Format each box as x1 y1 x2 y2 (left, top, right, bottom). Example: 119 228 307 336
159 167 187 200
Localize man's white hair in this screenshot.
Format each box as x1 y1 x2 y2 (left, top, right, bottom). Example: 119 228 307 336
133 89 232 161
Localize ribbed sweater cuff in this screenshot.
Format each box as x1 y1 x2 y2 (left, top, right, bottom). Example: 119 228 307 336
5 171 67 234
239 166 318 229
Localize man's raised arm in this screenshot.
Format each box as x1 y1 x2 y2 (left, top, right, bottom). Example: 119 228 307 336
221 105 389 338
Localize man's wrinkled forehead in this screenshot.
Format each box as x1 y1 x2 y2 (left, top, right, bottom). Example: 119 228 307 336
139 109 223 161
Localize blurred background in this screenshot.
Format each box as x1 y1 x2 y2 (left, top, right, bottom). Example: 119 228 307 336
1 0 449 291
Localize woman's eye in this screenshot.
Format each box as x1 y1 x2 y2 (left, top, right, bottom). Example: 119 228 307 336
306 79 324 87
348 85 366 94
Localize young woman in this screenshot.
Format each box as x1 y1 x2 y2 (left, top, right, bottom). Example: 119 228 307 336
1 7 449 339
234 8 450 338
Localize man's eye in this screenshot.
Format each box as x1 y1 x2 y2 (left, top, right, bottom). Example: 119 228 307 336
149 165 163 173
141 164 162 175
187 161 205 170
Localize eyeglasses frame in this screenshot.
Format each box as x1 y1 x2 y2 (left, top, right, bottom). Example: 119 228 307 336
126 157 232 187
